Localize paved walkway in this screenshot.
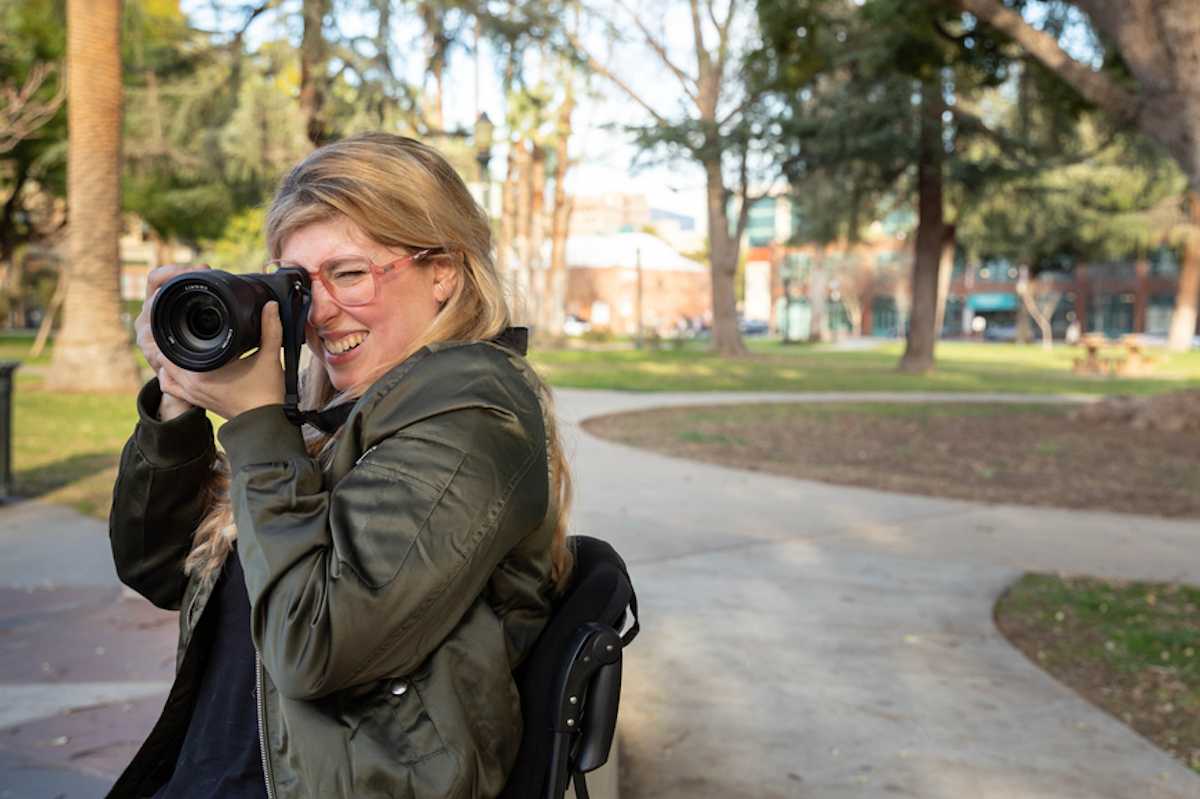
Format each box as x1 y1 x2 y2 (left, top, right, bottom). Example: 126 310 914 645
556 389 1199 798
0 389 1197 798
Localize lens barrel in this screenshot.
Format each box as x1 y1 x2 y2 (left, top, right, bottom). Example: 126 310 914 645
151 271 281 371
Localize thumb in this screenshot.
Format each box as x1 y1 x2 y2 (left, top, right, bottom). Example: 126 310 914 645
261 301 283 350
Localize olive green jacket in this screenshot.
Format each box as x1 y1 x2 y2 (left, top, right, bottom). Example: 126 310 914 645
107 341 558 799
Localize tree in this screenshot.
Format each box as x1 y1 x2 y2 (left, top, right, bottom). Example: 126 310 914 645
758 0 1013 372
46 0 140 391
957 0 1200 350
959 118 1187 346
571 0 780 356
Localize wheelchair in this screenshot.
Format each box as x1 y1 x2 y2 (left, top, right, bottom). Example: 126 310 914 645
499 536 640 799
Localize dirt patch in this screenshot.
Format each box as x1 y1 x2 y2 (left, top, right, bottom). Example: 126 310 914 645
995 574 1200 774
582 402 1200 518
1071 389 1200 434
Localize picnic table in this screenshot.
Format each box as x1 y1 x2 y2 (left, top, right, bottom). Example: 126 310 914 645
1071 333 1156 377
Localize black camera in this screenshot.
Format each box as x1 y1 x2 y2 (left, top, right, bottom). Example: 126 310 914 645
150 266 319 427
151 268 310 372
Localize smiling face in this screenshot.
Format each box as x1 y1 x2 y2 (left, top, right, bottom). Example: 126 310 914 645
282 216 455 393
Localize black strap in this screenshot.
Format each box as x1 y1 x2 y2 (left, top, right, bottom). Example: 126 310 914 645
279 275 312 429
621 593 640 647
572 769 590 799
287 327 532 434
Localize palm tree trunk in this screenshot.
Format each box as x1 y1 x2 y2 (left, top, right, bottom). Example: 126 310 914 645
47 0 140 392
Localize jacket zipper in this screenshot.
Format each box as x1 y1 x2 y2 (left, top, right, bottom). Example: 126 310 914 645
256 654 277 799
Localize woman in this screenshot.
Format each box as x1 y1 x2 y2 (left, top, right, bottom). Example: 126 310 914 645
108 133 572 799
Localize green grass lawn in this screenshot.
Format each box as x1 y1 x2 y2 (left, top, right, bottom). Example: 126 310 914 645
530 339 1200 394
996 574 1200 773
5 335 1200 520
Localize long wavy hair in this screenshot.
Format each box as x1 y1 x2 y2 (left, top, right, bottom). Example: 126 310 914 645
185 133 573 592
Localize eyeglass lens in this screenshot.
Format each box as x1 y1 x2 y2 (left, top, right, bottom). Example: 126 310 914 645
321 258 375 306
265 258 376 306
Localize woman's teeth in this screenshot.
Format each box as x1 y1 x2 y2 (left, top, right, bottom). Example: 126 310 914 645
326 332 367 354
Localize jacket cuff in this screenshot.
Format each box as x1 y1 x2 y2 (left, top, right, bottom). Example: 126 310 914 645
135 379 215 468
218 404 308 475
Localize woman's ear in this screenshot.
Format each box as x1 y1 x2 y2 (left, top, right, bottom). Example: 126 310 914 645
431 258 460 303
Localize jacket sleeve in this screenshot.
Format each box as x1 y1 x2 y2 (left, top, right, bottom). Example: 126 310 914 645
109 379 217 610
218 386 549 700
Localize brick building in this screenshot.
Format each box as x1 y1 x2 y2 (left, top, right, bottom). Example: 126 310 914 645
741 194 1194 340
559 232 710 336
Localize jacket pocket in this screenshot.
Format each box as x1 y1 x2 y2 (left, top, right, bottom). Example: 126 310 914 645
342 673 448 766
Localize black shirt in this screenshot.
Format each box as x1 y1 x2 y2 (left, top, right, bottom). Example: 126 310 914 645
153 550 268 799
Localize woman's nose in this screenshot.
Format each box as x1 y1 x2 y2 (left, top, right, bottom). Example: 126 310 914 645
307 278 339 327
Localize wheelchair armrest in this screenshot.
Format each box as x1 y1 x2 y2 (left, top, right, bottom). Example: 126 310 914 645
545 623 624 799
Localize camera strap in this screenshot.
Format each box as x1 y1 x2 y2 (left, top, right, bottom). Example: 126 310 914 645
279 276 314 430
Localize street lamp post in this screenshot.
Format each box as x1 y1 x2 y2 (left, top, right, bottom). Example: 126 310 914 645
474 112 494 216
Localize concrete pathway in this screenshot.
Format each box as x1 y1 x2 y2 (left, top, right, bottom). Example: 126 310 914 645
1 389 1196 798
556 389 1200 799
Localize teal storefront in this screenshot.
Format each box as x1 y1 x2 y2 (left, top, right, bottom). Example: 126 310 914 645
966 292 1018 313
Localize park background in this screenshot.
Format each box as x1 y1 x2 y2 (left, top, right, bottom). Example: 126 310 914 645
1 0 1199 796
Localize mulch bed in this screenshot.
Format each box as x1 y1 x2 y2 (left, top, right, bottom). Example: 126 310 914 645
581 402 1200 518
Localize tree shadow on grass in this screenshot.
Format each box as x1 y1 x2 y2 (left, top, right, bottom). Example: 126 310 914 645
16 452 120 499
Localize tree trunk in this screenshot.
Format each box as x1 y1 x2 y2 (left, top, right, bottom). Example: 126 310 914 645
933 223 957 337
529 144 547 333
31 264 67 358
513 140 533 324
1017 265 1054 349
299 0 331 147
808 246 830 342
1167 191 1200 350
546 85 574 338
900 79 945 374
704 159 747 356
46 0 140 392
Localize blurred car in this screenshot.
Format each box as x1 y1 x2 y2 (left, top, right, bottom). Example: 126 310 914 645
563 315 591 337
982 323 1017 342
738 318 770 337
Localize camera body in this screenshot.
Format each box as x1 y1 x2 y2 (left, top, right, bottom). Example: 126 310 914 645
151 267 311 372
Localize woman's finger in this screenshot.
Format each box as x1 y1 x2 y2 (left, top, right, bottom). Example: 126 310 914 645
260 302 283 351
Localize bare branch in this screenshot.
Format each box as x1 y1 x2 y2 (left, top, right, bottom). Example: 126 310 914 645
614 0 699 106
0 63 66 154
565 31 672 126
957 0 1139 124
713 0 737 83
688 0 712 81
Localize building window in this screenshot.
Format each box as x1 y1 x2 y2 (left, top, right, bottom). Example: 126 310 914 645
872 296 898 337
745 197 777 247
1149 246 1181 277
1147 294 1174 336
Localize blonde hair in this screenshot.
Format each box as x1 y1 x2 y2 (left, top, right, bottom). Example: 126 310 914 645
186 133 574 592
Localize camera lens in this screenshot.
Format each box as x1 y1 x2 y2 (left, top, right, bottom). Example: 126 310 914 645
185 299 224 340
173 293 230 353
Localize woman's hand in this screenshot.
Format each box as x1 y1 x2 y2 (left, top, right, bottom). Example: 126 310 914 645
157 302 286 421
136 263 212 421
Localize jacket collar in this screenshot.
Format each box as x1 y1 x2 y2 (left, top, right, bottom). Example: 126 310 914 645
304 327 529 434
